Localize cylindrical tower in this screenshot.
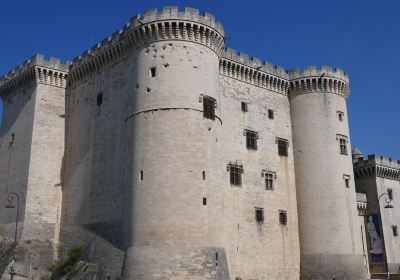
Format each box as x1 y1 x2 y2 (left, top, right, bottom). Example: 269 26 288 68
122 7 229 279
289 66 367 279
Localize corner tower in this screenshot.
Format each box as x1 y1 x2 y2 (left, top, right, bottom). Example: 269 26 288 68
122 7 228 279
289 66 367 279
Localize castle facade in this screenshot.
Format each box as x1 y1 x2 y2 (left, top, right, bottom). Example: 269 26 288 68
1 6 390 280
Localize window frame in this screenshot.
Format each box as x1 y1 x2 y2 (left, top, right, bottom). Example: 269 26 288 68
228 163 244 186
241 101 248 112
336 134 348 155
268 109 274 120
245 130 258 150
392 225 398 237
276 138 289 157
262 170 276 191
255 207 264 224
203 95 216 120
279 210 288 225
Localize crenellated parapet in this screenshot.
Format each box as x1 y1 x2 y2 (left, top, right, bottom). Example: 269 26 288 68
220 48 290 95
288 66 350 99
68 6 225 86
354 154 400 181
0 54 70 96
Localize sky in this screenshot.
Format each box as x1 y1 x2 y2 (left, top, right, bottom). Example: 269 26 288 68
0 0 399 159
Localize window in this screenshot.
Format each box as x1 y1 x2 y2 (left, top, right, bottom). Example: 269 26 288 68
276 138 289 157
279 210 288 225
10 133 15 145
97 93 103 106
337 111 344 122
337 135 348 155
203 96 216 120
392 225 398 237
150 67 156 77
245 130 258 150
255 208 264 224
388 188 393 200
228 163 243 186
343 174 351 188
241 102 248 112
203 197 207 206
202 171 206 180
263 171 275 190
140 171 143 181
268 109 274 119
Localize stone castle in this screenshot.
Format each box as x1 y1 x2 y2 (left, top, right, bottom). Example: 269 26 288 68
0 6 398 280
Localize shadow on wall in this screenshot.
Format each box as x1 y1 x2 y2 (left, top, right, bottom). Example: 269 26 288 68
0 98 3 129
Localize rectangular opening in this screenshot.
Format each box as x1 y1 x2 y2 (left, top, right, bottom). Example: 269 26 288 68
255 208 264 224
392 226 398 236
337 111 344 122
277 138 288 157
10 133 15 144
150 67 157 77
279 210 288 225
388 188 393 200
228 164 243 186
245 130 258 150
203 197 207 206
268 109 274 119
337 135 348 155
97 93 103 106
264 172 274 190
140 170 143 181
202 171 206 180
203 96 216 120
241 102 248 112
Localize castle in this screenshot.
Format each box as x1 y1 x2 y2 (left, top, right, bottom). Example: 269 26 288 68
0 6 398 280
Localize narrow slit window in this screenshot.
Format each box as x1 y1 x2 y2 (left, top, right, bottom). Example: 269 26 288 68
337 111 344 122
388 188 393 200
10 133 15 145
241 102 248 112
343 174 351 188
393 225 398 236
279 210 288 225
245 130 258 150
202 171 206 180
268 109 274 119
140 171 143 181
203 197 207 206
203 96 216 120
97 93 103 106
255 208 264 224
150 67 156 77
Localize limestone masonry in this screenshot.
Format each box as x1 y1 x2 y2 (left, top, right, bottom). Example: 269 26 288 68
0 6 398 280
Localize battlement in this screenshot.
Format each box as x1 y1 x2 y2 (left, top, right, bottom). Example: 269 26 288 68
220 48 290 95
287 66 350 99
69 6 225 85
222 48 288 79
354 154 400 169
135 6 224 35
0 54 70 96
287 65 348 82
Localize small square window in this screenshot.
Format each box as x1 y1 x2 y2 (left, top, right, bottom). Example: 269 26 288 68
228 163 243 186
279 210 287 225
97 93 103 106
392 225 398 237
337 111 344 122
388 189 393 200
263 171 275 190
245 130 258 150
255 208 264 224
268 109 274 119
241 102 248 112
203 96 216 120
277 138 289 157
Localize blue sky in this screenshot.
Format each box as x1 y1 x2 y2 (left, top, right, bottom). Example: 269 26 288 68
1 0 399 158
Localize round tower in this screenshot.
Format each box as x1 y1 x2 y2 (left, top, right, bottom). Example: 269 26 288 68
122 7 228 279
288 66 367 279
